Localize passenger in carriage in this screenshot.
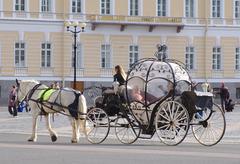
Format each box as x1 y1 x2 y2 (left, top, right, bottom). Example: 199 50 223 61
131 86 144 102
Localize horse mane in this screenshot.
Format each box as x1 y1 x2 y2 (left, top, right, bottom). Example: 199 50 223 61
21 79 40 84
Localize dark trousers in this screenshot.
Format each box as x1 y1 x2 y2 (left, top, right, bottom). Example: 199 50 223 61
220 98 227 113
8 106 17 116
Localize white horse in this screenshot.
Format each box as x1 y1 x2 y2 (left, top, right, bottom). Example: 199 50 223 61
16 79 87 143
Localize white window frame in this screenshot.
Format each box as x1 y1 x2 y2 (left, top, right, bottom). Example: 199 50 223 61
101 44 112 69
14 42 26 67
129 45 139 68
100 0 114 15
156 0 170 16
211 0 224 18
70 0 85 14
234 0 240 18
185 0 197 18
40 0 52 12
236 47 240 70
157 0 167 16
212 47 221 70
72 43 83 69
14 0 26 11
41 42 52 68
40 0 55 13
185 46 195 70
129 0 142 16
71 0 82 13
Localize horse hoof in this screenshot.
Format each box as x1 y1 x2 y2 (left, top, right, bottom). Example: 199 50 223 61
71 140 78 143
28 139 35 142
51 135 57 142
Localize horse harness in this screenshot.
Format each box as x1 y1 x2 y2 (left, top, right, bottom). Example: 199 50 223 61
22 83 85 119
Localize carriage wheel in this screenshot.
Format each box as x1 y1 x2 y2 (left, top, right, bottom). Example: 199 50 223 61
155 100 190 146
85 108 110 144
191 103 226 146
115 114 141 144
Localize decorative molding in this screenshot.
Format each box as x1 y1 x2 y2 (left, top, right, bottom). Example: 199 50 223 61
188 36 194 46
44 32 50 42
132 35 138 45
104 34 110 44
19 31 24 41
215 36 221 46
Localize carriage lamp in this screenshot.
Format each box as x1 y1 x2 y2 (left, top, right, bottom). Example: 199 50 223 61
65 21 86 89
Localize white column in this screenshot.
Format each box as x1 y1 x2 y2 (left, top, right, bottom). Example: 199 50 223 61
0 0 3 17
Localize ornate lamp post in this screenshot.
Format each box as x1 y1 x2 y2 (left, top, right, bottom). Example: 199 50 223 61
65 21 86 89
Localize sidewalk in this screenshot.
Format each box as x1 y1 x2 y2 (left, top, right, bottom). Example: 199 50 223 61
0 106 240 144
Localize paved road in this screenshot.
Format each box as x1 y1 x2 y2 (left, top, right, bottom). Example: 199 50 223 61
0 133 240 164
0 107 240 164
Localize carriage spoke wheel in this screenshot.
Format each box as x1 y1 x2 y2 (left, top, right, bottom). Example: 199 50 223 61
155 100 190 146
115 115 141 144
191 103 226 146
85 108 110 144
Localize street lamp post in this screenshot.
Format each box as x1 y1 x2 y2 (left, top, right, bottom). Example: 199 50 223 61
65 21 86 90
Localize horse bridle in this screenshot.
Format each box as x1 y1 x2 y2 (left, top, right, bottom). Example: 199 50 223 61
16 82 42 104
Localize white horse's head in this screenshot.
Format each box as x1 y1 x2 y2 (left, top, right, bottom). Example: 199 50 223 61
16 79 40 102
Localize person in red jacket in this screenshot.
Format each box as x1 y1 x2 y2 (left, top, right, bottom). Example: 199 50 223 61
8 85 17 117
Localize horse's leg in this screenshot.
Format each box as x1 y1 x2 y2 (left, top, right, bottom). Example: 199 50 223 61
71 118 78 143
28 112 39 142
78 119 86 134
45 114 58 142
78 95 89 134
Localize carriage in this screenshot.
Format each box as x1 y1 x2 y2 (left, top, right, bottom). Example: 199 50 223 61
84 45 226 146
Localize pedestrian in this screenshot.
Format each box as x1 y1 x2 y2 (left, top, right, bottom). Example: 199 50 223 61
8 85 18 117
219 82 230 112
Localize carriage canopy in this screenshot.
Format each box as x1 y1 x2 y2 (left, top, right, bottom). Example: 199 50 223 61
126 57 192 106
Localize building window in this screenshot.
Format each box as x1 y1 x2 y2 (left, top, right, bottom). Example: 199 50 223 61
129 0 139 16
185 46 195 70
41 43 51 67
72 0 81 13
236 88 240 99
185 0 195 17
101 44 111 68
129 45 139 68
101 0 111 15
212 0 222 18
41 0 51 12
15 0 25 11
212 47 221 70
15 42 25 67
235 0 240 18
157 0 167 16
236 47 240 70
72 43 83 68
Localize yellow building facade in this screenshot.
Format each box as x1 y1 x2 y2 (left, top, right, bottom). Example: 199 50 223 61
0 0 240 103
